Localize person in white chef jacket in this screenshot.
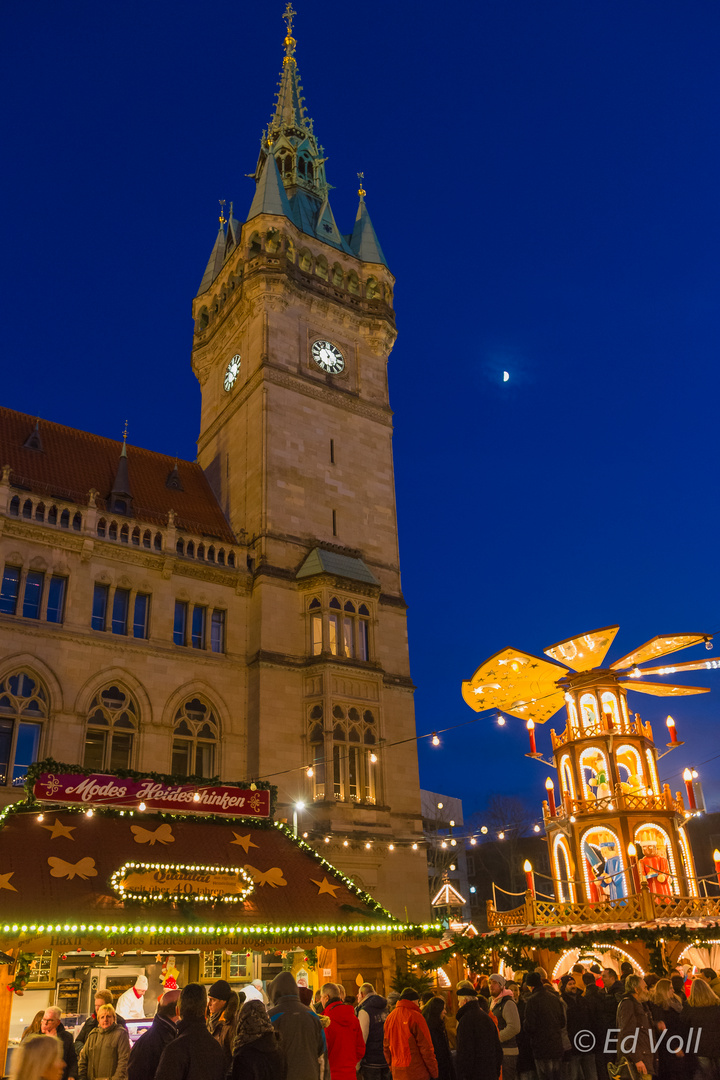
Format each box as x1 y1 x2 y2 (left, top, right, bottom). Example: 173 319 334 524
116 974 149 1020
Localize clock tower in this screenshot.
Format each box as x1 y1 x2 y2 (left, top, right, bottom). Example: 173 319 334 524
190 5 428 919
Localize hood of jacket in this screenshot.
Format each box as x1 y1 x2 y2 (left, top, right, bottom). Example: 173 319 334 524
270 971 300 1004
395 998 421 1018
492 989 514 1004
325 999 358 1027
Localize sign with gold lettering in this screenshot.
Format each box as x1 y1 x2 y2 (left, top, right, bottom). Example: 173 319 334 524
111 861 256 904
33 772 271 818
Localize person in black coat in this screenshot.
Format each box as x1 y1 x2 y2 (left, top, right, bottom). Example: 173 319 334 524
421 997 455 1080
37 1008 77 1080
155 984 226 1080
455 987 502 1080
128 991 179 1080
230 999 287 1080
522 972 567 1080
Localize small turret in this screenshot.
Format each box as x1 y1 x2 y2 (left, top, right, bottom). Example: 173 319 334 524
110 425 133 515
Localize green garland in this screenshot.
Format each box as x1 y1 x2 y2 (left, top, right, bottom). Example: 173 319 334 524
459 922 720 968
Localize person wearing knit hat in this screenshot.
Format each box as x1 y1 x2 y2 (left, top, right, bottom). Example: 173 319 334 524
456 983 503 1080
117 974 149 1020
207 981 240 1069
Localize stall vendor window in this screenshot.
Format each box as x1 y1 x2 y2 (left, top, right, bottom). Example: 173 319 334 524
201 952 224 982
0 670 47 786
172 697 219 778
83 685 138 771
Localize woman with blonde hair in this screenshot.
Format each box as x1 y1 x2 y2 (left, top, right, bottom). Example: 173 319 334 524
78 1004 130 1080
680 979 720 1080
649 979 684 1080
10 1034 64 1080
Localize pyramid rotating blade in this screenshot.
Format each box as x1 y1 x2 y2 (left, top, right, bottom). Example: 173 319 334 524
544 625 620 671
634 658 720 676
617 680 710 697
610 633 709 671
461 647 567 723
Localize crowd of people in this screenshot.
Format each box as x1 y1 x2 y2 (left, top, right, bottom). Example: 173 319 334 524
9 961 720 1080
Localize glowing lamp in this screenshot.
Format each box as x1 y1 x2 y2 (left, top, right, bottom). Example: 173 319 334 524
545 776 556 817
306 767 314 777
497 716 506 727
713 850 720 890
369 752 377 763
431 733 440 747
527 720 537 754
523 859 534 895
683 769 697 811
666 716 678 744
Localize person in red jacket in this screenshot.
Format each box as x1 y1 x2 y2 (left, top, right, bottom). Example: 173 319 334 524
383 988 439 1080
320 983 366 1080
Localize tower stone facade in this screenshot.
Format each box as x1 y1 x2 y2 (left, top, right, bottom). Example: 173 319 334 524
0 8 428 919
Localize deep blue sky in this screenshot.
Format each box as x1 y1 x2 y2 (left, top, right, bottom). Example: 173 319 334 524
3 1 720 823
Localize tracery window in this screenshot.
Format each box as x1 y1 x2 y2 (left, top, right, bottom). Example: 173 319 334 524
172 697 218 778
307 595 370 660
84 685 138 771
0 671 47 787
309 703 377 804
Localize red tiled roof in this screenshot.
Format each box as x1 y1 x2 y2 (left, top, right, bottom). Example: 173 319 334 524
0 407 235 543
0 811 391 928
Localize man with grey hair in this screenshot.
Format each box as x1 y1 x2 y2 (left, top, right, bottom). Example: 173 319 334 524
356 982 390 1080
38 1006 77 1080
489 974 520 1080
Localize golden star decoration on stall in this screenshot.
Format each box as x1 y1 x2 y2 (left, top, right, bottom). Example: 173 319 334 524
0 872 17 892
131 824 175 845
41 819 76 840
311 876 341 897
231 833 259 853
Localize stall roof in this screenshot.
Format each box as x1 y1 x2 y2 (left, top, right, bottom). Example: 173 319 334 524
0 809 427 935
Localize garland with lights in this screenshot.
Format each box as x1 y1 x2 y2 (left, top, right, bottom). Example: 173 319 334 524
0 919 442 943
110 861 256 905
455 922 720 975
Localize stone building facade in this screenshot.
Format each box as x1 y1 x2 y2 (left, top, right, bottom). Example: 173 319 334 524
0 8 429 920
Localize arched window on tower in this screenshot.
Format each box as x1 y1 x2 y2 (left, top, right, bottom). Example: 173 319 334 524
579 693 599 733
172 697 218 779
308 704 325 801
83 685 137 771
0 670 47 787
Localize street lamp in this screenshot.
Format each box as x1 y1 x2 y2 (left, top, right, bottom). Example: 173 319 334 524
293 801 305 837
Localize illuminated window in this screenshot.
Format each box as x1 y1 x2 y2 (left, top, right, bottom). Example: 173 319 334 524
84 685 137 771
579 693 599 732
307 595 370 660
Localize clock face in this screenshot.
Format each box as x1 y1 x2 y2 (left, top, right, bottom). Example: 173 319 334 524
311 339 345 374
224 354 241 391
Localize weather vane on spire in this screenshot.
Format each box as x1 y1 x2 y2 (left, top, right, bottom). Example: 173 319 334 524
283 3 297 62
218 199 227 226
357 172 366 198
122 420 128 442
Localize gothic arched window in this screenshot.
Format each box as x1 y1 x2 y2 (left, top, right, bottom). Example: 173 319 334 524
172 697 218 778
0 670 47 787
84 685 137 771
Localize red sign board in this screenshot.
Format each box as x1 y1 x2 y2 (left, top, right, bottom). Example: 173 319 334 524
33 772 271 818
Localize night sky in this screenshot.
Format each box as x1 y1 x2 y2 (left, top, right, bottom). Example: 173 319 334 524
3 1 720 823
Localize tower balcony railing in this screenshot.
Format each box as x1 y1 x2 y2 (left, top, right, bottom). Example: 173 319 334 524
486 890 720 930
551 715 653 748
547 787 683 820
